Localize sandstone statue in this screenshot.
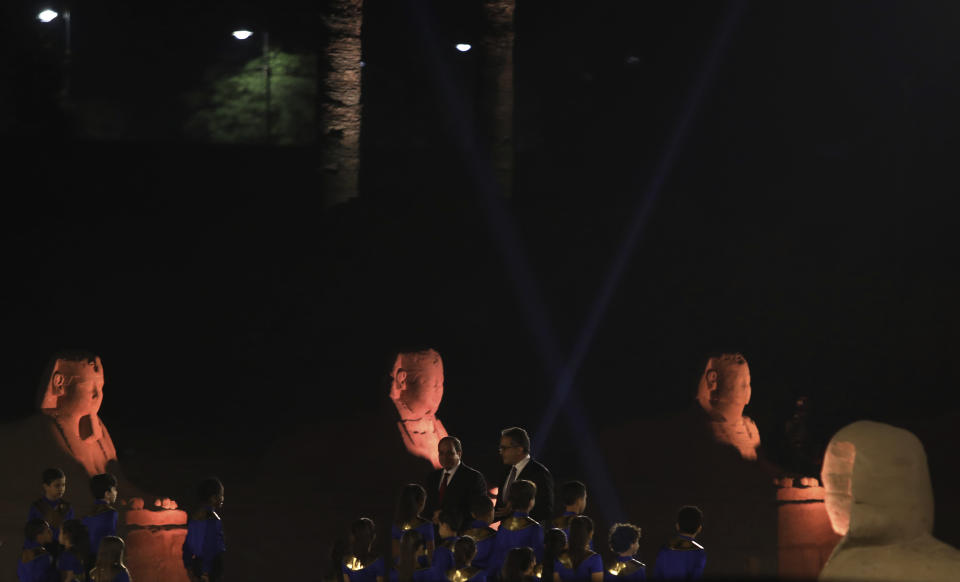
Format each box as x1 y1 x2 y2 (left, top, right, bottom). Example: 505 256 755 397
696 353 760 460
389 349 448 469
0 351 187 582
819 420 960 581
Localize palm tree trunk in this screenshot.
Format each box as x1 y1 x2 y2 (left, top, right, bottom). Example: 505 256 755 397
320 0 363 206
480 0 515 198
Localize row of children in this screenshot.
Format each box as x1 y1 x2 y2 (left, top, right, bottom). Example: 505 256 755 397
18 468 128 582
337 479 706 582
17 468 227 582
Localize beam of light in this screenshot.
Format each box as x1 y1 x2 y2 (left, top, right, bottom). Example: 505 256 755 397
232 30 253 40
404 2 627 523
533 0 747 453
455 43 472 52
38 9 59 22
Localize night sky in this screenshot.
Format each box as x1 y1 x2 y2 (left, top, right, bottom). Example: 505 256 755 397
3 0 960 537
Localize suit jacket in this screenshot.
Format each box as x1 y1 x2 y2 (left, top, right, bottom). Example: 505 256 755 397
497 458 554 525
425 462 488 531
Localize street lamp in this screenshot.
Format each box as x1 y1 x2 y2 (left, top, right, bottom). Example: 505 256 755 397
455 43 472 53
232 29 271 143
38 7 72 102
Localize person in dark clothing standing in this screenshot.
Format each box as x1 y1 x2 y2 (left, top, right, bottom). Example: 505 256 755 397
424 436 488 532
495 427 554 526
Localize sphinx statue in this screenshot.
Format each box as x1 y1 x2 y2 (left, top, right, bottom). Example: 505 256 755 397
695 353 761 460
0 351 187 582
819 420 960 581
389 349 448 469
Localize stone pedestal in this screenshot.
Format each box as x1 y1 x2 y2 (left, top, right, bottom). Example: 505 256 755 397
776 478 842 579
124 508 190 582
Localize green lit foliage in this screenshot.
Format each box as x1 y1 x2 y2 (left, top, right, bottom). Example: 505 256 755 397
185 51 317 145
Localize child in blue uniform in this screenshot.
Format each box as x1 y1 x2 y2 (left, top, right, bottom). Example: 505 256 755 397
541 528 567 582
432 510 461 576
500 547 536 582
463 497 497 575
182 477 226 582
88 536 130 582
392 484 435 564
554 516 602 582
391 530 434 582
57 519 90 581
444 536 486 582
652 506 705 580
490 480 544 576
17 518 56 582
28 468 74 558
341 517 386 582
605 523 645 582
551 482 587 538
82 473 119 560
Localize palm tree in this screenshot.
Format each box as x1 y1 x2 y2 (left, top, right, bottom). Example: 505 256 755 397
320 0 364 206
480 0 515 198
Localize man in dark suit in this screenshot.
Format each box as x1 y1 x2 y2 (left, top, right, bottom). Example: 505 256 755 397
495 426 554 525
425 436 488 532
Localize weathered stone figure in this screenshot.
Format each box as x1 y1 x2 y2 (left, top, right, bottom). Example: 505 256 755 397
0 351 188 582
695 353 760 460
819 420 960 581
389 349 449 469
38 353 118 475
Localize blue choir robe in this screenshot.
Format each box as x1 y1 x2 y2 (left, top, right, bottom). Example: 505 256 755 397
555 551 603 582
57 548 85 580
181 505 226 578
604 556 646 582
343 554 386 582
392 517 436 545
82 500 119 558
388 561 435 582
462 520 496 572
27 497 74 547
490 512 544 576
433 536 458 576
445 566 486 582
550 513 592 550
17 541 57 582
651 536 705 580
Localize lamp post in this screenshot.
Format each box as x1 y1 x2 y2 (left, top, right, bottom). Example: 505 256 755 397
38 8 71 103
232 29 271 143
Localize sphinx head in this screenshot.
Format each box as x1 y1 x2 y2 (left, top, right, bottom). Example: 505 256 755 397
389 349 444 419
39 351 105 419
696 353 751 423
821 420 933 542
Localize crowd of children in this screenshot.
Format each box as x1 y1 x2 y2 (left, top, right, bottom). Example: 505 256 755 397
16 469 226 582
337 479 706 582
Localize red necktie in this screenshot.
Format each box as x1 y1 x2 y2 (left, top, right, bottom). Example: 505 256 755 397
438 472 450 504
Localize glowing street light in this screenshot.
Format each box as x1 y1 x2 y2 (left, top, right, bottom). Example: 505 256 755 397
455 43 472 53
38 8 72 102
38 9 59 23
232 29 272 143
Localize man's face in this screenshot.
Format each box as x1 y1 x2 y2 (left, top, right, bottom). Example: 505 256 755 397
822 440 855 536
55 359 105 417
499 437 525 465
105 486 118 505
43 477 66 501
438 440 461 471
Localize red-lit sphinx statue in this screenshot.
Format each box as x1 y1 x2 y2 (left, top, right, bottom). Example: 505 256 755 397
0 352 188 582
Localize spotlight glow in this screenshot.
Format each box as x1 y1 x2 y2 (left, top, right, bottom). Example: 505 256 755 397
38 9 59 23
232 30 254 40
455 43 472 53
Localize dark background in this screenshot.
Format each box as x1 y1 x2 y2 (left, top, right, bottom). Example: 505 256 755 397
2 0 960 555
